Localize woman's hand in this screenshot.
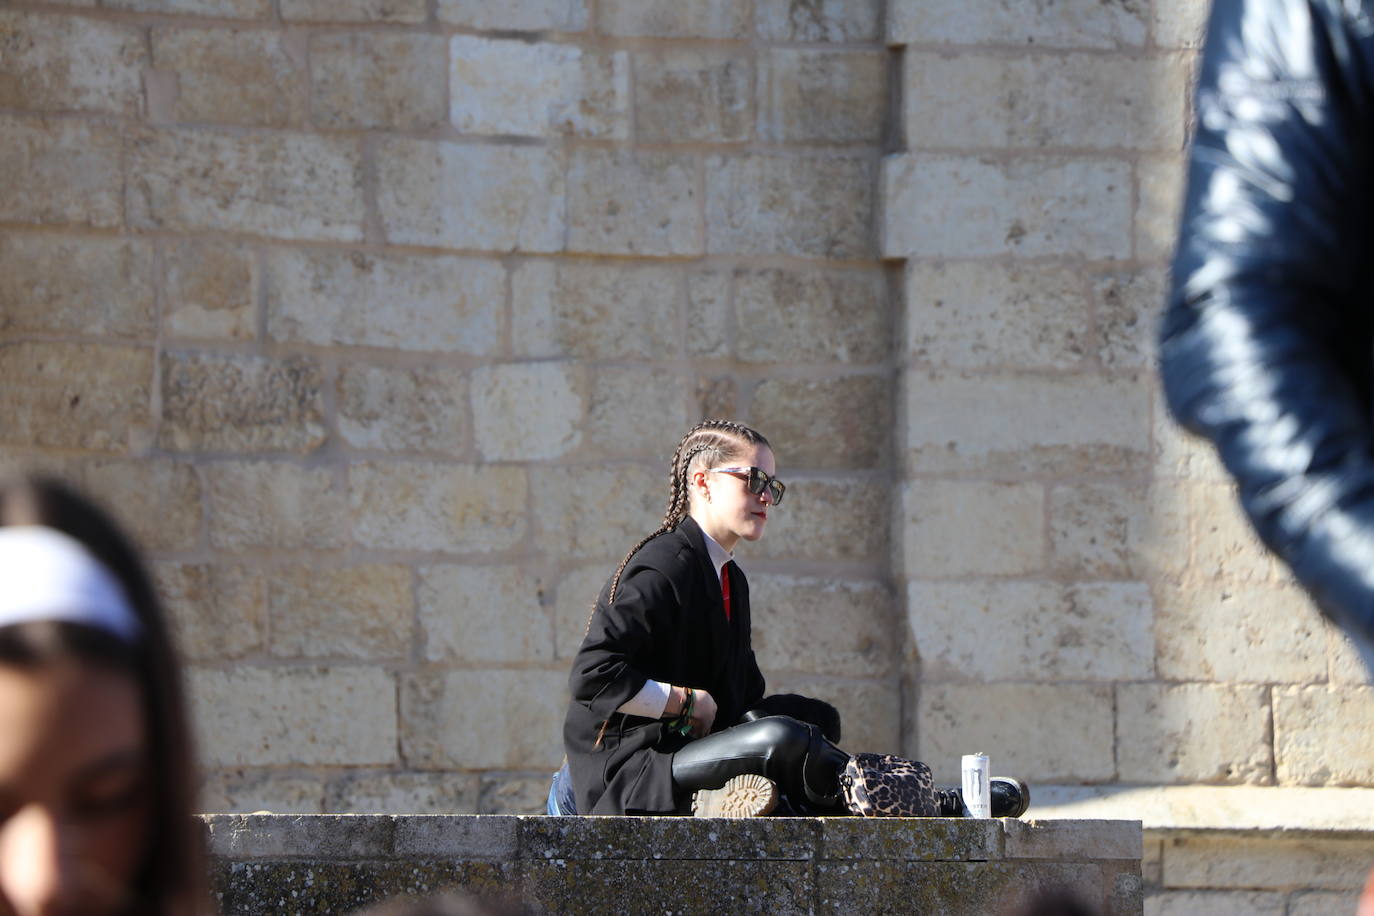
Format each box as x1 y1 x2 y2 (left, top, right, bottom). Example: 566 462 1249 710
688 689 717 738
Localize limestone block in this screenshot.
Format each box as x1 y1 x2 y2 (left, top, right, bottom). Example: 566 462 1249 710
1137 156 1186 262
450 37 627 139
393 813 518 856
310 33 445 130
0 12 145 114
0 117 122 227
1153 381 1231 482
1156 582 1326 684
737 268 889 365
888 0 1146 48
917 683 1115 783
598 0 748 38
479 776 552 815
819 818 1000 861
211 860 512 913
151 27 306 128
686 270 732 359
530 464 661 560
207 813 400 859
338 365 467 455
1049 482 1188 580
756 0 881 41
154 563 266 660
377 139 564 253
1274 686 1374 786
1093 268 1166 369
696 376 738 419
199 769 325 814
350 462 528 553
1153 0 1209 49
767 676 899 753
902 479 1045 577
419 565 553 664
752 375 890 469
1162 835 1374 890
553 565 609 659
471 362 585 461
267 248 504 354
1117 683 1272 784
522 815 818 861
567 149 701 256
326 771 479 815
511 261 681 360
206 462 346 551
1288 892 1365 916
64 459 204 552
106 0 268 16
127 128 364 242
906 261 1088 370
1004 819 1142 861
903 373 1150 475
707 153 874 258
270 564 413 659
0 233 155 338
0 342 152 452
163 240 256 341
634 48 751 143
281 0 425 23
400 669 566 769
747 477 889 565
1329 627 1374 686
759 49 887 144
584 368 692 459
191 667 398 766
749 573 894 678
882 155 1132 259
908 581 1154 682
438 0 587 30
534 860 809 914
1145 891 1285 916
159 352 326 453
904 53 1185 151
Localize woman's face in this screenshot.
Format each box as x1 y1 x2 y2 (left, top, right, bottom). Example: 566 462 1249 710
0 662 150 916
690 443 778 553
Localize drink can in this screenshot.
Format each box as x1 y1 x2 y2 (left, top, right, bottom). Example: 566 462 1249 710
961 752 991 818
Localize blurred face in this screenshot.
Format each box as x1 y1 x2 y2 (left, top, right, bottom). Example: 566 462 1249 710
0 662 150 916
689 443 778 553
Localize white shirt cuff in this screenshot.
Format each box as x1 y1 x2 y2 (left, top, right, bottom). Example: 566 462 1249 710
616 678 671 719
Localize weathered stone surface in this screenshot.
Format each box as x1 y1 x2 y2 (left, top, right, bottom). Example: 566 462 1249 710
584 367 692 459
163 239 256 340
1137 155 1186 262
267 248 505 354
737 268 889 365
199 769 325 814
212 860 512 916
154 563 266 660
0 117 122 227
350 462 528 553
0 12 145 114
759 49 887 144
816 861 1105 916
160 352 326 453
419 565 552 664
471 362 585 461
523 815 818 861
105 0 269 16
1153 379 1231 482
768 675 899 753
752 375 891 469
511 261 681 360
1155 583 1326 684
401 669 566 769
191 667 398 766
1117 684 1272 785
1288 891 1365 916
1275 686 1374 786
567 149 701 256
0 342 153 452
1049 482 1189 580
438 0 587 30
479 776 551 815
1004 819 1141 861
393 812 517 856
1093 267 1167 369
756 0 881 41
686 270 732 359
634 48 751 143
598 0 749 38
910 581 1153 682
208 813 393 858
450 37 627 139
906 261 1089 370
1329 626 1374 686
1144 890 1285 916
128 128 364 242
310 33 445 130
281 0 425 22
903 373 1150 474
902 479 1045 577
707 154 874 258
0 233 156 338
326 771 479 815
531 464 662 560
553 564 608 659
819 818 1000 861
376 139 564 253
1153 0 1209 49
536 859 811 915
882 155 1132 259
151 27 307 128
750 574 894 678
917 683 1116 783
206 462 346 551
1162 835 1374 890
61 458 204 552
338 364 468 454
748 477 889 565
270 564 413 659
888 0 1146 48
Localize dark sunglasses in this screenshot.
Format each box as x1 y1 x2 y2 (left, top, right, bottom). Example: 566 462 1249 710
710 467 786 505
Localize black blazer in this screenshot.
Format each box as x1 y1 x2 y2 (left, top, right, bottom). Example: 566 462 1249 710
563 516 767 815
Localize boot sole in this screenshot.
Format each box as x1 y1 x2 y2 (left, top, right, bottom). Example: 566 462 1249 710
691 774 779 818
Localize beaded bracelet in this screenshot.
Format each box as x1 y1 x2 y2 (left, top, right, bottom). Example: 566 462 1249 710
667 686 695 737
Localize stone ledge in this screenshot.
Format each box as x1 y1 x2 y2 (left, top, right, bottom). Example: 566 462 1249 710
1027 784 1374 833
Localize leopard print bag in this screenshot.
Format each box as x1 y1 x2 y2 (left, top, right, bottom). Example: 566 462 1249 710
839 752 939 817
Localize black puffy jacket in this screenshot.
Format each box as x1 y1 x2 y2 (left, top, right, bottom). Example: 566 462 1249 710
1160 0 1374 650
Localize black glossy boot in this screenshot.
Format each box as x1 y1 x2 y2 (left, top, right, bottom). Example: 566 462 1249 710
935 777 1031 818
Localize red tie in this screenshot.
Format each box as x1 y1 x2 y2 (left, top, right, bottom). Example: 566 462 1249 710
720 562 732 622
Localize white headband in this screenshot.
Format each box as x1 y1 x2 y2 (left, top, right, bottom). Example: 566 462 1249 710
0 526 142 643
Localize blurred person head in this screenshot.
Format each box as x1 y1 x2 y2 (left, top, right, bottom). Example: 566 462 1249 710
0 475 204 916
